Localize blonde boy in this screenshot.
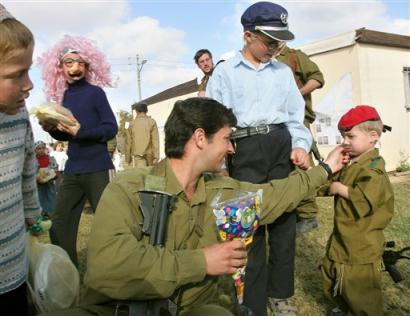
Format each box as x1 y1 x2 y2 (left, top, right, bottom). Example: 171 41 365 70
321 105 394 316
0 4 41 314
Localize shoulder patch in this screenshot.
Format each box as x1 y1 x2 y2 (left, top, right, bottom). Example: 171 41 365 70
370 156 381 169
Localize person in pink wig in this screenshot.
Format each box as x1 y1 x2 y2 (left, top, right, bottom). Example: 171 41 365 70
38 35 118 266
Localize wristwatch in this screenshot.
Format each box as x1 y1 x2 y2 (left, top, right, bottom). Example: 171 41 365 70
319 160 333 179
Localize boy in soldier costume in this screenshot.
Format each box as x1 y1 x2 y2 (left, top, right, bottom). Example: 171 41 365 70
320 105 394 316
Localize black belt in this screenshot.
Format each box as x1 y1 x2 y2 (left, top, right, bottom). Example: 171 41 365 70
231 123 285 140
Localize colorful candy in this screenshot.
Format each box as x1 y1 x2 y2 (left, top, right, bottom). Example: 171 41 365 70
212 190 262 304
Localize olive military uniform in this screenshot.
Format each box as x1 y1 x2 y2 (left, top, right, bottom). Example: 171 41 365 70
125 113 159 167
319 149 394 315
198 75 210 94
277 46 324 125
41 159 329 316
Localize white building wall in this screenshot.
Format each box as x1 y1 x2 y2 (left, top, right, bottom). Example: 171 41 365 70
356 43 410 170
147 91 198 158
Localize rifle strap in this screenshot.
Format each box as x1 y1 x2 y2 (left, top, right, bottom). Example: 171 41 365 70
289 50 303 89
289 50 297 75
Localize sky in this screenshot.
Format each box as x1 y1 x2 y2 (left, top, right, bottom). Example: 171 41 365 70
2 0 410 141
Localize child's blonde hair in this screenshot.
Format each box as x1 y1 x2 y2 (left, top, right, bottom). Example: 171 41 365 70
0 18 34 62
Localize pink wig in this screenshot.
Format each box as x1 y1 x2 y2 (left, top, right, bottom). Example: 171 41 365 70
38 35 114 103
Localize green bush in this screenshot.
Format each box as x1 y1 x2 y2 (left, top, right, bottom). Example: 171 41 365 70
396 152 410 172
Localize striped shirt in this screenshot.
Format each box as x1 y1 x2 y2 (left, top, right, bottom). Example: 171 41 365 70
0 107 41 294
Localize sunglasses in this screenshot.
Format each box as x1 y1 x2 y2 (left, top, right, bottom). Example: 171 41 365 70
252 33 284 50
62 58 86 67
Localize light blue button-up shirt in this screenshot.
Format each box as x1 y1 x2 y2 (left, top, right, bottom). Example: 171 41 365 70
206 51 312 152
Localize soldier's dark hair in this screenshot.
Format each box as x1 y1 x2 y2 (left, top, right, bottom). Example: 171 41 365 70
165 97 237 158
194 49 212 64
132 102 148 113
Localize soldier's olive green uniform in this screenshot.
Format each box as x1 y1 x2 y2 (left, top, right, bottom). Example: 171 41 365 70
125 113 159 168
319 149 394 316
198 75 210 94
277 46 325 220
41 159 328 316
277 47 324 125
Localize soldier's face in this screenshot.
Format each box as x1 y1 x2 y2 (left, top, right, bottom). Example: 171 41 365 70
342 125 378 158
197 53 214 75
204 125 235 172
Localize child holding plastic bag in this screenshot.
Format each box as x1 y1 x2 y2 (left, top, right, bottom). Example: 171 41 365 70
0 4 42 314
212 190 262 304
35 141 58 217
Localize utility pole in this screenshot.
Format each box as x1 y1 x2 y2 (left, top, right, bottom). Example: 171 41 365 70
136 54 147 101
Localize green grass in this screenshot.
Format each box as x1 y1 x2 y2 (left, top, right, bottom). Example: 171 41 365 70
58 175 410 315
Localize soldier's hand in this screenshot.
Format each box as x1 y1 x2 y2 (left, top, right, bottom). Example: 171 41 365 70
324 145 350 173
290 147 310 170
203 240 247 276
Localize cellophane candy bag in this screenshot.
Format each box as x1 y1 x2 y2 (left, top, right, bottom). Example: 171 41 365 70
212 189 262 304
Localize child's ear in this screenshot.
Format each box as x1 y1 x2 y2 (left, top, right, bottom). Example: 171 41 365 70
243 31 253 45
370 130 379 143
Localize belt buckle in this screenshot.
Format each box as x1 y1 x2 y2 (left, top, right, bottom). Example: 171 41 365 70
255 124 270 135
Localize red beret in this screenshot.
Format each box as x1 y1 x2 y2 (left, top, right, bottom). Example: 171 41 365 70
338 105 381 130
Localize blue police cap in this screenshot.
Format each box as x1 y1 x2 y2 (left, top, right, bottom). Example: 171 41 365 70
241 1 294 41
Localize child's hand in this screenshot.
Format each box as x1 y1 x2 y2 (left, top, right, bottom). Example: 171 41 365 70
25 218 41 236
39 120 57 132
290 147 310 170
57 119 81 136
329 181 349 199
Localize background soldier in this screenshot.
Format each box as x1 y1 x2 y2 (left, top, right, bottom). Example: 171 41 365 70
126 102 160 168
194 49 214 97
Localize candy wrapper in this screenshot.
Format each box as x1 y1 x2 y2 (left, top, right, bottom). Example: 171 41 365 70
30 102 76 126
212 189 262 304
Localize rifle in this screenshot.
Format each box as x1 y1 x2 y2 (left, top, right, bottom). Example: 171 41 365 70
382 241 410 283
139 190 176 247
113 190 177 316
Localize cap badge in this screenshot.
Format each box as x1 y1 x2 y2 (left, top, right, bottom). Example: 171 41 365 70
280 13 288 25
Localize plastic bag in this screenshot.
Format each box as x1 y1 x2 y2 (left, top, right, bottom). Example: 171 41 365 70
212 190 262 304
26 234 80 313
30 102 76 126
